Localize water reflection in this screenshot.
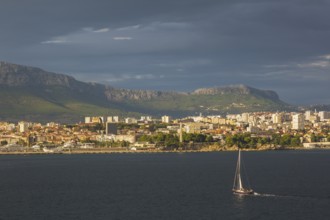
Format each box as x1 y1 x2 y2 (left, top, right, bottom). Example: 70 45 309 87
232 194 247 210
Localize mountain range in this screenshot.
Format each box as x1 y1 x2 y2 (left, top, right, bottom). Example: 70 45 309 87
0 61 293 123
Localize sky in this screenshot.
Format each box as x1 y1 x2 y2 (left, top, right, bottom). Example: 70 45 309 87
0 0 330 105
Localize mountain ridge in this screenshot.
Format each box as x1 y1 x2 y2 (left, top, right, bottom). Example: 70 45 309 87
0 61 279 101
0 61 293 122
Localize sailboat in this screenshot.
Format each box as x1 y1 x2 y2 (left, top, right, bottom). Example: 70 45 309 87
232 150 254 195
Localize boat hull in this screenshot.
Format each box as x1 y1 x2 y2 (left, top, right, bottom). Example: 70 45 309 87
232 189 254 195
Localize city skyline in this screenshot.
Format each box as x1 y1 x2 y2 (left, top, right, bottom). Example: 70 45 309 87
1 0 330 104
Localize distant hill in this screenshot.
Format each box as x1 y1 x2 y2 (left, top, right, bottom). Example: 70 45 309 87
302 104 330 112
0 61 294 122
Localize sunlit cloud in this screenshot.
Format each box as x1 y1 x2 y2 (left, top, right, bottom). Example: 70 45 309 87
116 24 141 31
39 21 198 53
83 27 110 33
320 54 330 60
297 54 330 68
263 64 289 68
93 28 110 33
112 36 133 40
41 39 69 44
106 74 163 82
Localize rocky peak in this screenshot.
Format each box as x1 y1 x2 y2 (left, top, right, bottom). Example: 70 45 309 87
192 84 279 100
0 61 78 87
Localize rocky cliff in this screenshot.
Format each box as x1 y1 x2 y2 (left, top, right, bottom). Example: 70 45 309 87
192 84 279 101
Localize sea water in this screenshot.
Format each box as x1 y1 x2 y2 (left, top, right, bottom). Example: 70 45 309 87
0 151 329 219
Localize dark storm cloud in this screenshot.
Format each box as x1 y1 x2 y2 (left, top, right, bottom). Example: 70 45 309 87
0 0 329 104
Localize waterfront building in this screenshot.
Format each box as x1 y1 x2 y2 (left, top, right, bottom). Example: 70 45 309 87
112 134 136 143
121 134 136 143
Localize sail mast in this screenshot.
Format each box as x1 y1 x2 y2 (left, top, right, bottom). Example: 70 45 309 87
238 150 243 189
233 149 243 190
232 149 254 194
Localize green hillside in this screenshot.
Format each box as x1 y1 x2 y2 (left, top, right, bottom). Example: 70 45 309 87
0 86 126 123
118 92 290 116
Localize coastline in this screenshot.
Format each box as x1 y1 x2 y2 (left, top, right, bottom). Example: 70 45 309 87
1 147 329 155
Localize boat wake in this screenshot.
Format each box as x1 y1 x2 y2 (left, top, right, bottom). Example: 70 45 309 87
252 192 330 200
253 192 277 197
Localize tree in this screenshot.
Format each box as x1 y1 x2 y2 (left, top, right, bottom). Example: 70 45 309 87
271 134 281 145
280 134 291 146
154 133 166 143
138 134 152 142
249 138 258 148
290 136 301 147
148 124 156 132
164 134 179 150
225 135 234 147
0 140 8 146
195 134 206 142
206 135 214 142
310 134 317 142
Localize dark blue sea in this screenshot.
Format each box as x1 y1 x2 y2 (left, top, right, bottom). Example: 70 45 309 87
0 150 330 220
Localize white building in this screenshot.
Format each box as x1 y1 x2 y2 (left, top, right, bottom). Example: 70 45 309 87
113 116 119 123
106 134 136 143
292 114 305 130
84 117 91 124
305 111 311 121
246 125 261 133
319 111 330 121
184 122 212 134
125 117 138 124
161 115 171 123
107 116 120 123
272 113 283 124
241 113 249 123
115 135 136 143
6 123 16 131
140 116 152 122
248 115 257 126
85 116 104 123
18 121 29 133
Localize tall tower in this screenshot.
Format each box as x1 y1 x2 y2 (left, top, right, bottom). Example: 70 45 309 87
292 114 305 130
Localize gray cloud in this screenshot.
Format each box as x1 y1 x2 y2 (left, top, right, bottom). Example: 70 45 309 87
0 0 329 104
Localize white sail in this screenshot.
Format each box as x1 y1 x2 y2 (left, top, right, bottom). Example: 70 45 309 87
233 150 243 190
233 150 253 194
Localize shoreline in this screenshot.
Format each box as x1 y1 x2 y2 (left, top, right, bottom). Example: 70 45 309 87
1 147 329 155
